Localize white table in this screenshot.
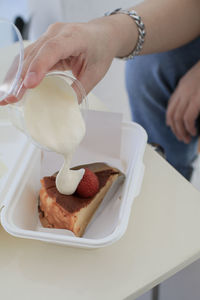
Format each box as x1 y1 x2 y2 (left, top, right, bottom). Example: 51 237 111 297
1 45 200 300
1 138 200 300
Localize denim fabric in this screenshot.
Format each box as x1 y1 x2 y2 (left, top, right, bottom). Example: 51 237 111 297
125 38 200 180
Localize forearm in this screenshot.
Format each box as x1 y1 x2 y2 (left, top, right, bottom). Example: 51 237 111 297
94 0 200 57
9 0 200 100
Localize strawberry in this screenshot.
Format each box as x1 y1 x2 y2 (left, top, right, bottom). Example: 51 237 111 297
76 168 99 198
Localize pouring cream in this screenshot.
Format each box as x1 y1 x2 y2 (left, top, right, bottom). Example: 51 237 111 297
23 75 86 195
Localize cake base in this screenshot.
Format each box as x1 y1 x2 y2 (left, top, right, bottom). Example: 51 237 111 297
39 163 124 237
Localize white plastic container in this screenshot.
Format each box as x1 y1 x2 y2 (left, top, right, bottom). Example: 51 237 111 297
0 120 147 249
0 121 32 202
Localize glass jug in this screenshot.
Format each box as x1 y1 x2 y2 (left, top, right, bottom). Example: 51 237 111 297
0 19 87 149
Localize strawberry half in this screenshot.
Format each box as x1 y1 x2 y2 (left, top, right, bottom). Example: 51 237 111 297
75 168 99 198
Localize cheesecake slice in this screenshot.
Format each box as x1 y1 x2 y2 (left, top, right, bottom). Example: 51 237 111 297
39 162 124 237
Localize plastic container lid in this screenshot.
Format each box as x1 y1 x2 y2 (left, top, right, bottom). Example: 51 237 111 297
0 19 24 103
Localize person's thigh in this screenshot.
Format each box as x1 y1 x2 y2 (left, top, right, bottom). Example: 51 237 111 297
125 38 200 180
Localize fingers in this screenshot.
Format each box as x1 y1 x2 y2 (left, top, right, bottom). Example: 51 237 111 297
0 34 52 105
22 23 85 89
4 95 18 104
166 93 191 143
166 92 199 143
24 38 70 88
0 95 19 106
76 56 112 97
166 61 200 143
184 100 199 136
0 20 114 109
77 67 101 97
0 22 85 105
24 36 80 88
21 23 65 81
71 65 100 103
21 37 49 81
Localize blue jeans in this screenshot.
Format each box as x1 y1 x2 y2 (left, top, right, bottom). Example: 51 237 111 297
125 38 200 180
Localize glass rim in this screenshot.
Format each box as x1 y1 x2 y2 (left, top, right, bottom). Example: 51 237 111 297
45 70 87 104
0 18 24 102
9 71 88 152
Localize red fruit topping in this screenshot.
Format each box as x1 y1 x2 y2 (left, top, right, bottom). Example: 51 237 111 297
76 168 99 198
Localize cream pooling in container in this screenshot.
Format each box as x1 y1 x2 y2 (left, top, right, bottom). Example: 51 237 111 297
23 75 86 195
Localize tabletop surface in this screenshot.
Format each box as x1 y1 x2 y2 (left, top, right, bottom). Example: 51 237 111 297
1 143 200 300
1 44 200 300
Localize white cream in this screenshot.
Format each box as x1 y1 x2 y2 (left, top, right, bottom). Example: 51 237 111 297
23 75 86 194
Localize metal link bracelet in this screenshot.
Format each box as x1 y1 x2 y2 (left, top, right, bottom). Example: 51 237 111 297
105 8 146 60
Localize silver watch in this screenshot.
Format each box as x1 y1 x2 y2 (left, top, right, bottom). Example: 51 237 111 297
105 8 146 60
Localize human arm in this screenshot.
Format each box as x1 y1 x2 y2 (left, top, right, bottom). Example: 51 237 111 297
2 0 200 104
111 0 200 58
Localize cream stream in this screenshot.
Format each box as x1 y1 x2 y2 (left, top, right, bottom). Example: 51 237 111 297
23 75 86 194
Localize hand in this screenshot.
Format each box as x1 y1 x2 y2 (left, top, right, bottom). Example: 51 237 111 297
166 61 200 143
2 18 120 104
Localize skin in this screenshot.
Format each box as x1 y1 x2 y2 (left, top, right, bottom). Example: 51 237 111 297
1 0 200 143
166 61 200 143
